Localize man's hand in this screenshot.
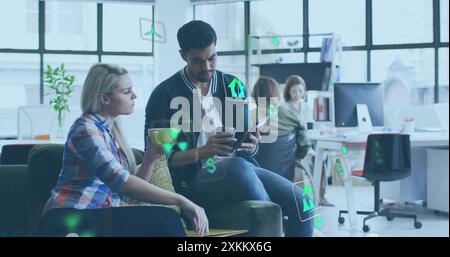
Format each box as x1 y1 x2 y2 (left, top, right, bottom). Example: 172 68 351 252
198 132 236 159
237 128 261 155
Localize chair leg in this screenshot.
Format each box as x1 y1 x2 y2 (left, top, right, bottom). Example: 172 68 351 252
338 209 376 226
379 208 422 229
339 209 374 217
363 212 379 226
338 210 347 219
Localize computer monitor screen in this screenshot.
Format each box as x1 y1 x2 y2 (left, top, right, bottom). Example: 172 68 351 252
334 83 384 127
259 62 330 91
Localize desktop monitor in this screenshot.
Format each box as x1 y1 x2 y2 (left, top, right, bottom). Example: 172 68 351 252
259 62 330 91
334 82 384 127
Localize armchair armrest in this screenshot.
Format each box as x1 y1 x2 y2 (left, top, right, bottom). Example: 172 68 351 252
206 200 283 237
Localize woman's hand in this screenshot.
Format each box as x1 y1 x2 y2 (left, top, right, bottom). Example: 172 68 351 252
178 196 209 236
134 137 164 181
145 136 164 160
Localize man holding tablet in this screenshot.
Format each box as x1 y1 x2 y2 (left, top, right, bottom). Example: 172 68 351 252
145 20 313 237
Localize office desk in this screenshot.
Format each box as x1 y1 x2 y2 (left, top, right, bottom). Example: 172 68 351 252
0 129 18 140
309 132 449 205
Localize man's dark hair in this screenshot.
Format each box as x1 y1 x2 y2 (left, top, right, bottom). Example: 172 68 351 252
177 20 217 52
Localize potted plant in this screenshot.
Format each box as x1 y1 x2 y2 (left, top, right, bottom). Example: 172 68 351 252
45 63 75 138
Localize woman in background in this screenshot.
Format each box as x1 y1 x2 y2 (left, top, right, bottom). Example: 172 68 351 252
282 75 333 206
40 63 208 237
251 76 311 178
282 75 308 127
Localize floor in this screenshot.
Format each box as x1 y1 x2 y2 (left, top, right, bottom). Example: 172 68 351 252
316 185 449 237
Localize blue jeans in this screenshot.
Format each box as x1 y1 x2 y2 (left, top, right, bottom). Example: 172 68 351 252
189 157 314 237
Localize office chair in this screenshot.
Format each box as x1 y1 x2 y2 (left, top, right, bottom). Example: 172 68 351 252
338 134 422 232
254 130 316 195
255 131 297 181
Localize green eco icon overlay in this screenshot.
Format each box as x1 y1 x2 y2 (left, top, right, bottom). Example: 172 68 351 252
292 180 322 223
144 22 163 39
271 36 280 47
64 213 96 237
302 185 316 212
227 78 246 98
335 158 345 176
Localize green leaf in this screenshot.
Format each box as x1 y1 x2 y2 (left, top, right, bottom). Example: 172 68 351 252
46 63 75 116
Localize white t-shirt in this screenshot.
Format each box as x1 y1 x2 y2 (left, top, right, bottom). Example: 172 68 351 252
196 83 224 168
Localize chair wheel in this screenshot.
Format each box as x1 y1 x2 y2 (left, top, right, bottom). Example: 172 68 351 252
338 217 345 224
386 216 394 221
363 225 370 232
414 221 422 229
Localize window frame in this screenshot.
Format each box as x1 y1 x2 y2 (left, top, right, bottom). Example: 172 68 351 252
0 1 155 104
193 0 449 103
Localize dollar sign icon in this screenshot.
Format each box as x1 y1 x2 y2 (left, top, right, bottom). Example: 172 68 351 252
206 157 216 174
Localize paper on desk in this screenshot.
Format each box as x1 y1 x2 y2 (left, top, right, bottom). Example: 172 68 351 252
186 229 248 237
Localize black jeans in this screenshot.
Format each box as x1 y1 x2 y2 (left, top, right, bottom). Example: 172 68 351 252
39 206 186 237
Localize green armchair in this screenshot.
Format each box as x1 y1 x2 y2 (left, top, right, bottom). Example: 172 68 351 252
0 165 28 236
20 144 282 236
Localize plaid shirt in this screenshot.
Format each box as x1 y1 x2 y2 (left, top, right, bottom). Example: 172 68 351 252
43 114 130 213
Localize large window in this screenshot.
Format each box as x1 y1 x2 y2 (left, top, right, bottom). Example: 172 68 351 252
371 49 435 107
218 55 247 83
43 55 98 107
0 53 39 135
45 1 97 51
0 53 40 108
192 0 447 107
441 0 449 42
195 2 245 52
103 2 154 53
439 48 449 103
373 0 433 45
308 50 367 82
250 0 303 50
339 51 367 82
0 0 39 49
0 0 154 141
309 0 365 47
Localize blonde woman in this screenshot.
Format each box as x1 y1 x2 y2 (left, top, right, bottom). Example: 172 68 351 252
40 63 208 237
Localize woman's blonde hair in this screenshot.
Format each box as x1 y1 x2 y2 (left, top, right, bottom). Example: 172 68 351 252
284 75 306 102
81 63 137 174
